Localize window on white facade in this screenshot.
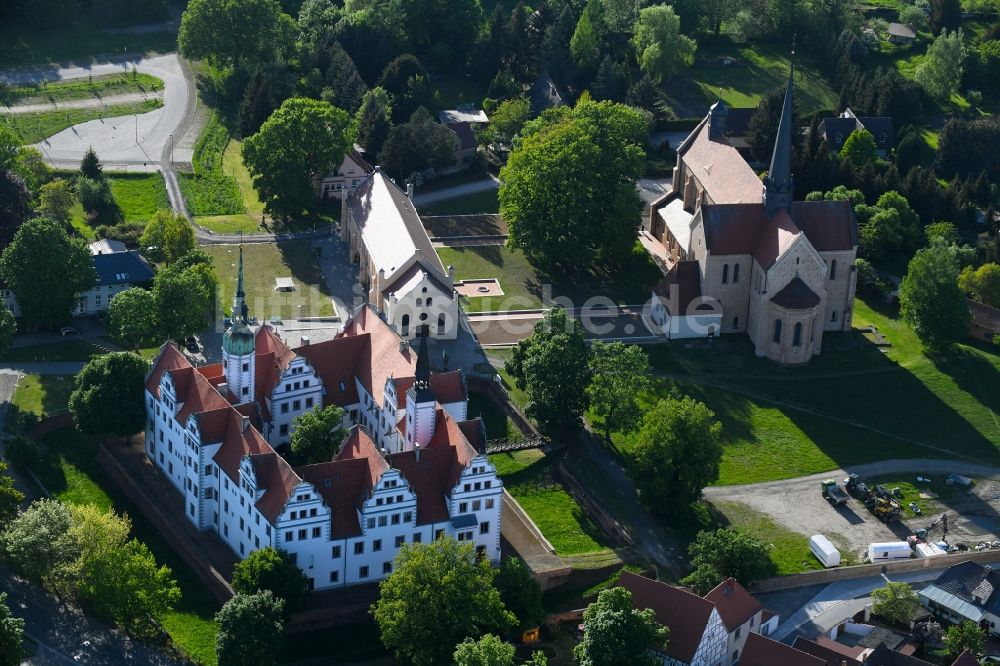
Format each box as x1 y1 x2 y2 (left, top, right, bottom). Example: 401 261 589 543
480 522 489 534
484 500 493 510
330 571 339 582
332 545 341 558
413 532 422 543
354 542 364 554
373 539 382 552
359 566 369 578
383 562 392 574
395 536 405 548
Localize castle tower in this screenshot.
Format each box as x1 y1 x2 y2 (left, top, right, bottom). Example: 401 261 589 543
222 245 256 404
763 64 795 217
406 327 436 448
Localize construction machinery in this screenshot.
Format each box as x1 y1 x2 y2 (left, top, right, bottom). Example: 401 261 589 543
915 513 949 543
844 475 901 522
821 479 850 506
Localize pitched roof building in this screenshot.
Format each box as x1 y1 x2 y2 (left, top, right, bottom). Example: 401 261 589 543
823 108 896 156
143 258 501 592
644 65 858 364
740 632 825 666
918 559 1000 633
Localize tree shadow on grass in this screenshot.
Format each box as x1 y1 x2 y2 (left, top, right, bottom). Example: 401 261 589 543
927 345 1000 425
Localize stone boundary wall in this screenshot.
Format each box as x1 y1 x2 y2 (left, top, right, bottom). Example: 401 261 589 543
466 376 539 439
27 412 74 439
556 463 632 549
97 444 236 604
750 551 1000 592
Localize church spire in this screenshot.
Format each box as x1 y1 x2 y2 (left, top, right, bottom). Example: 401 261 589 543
232 243 249 325
763 64 795 217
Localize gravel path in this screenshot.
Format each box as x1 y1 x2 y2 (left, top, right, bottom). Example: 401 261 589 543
1 90 163 114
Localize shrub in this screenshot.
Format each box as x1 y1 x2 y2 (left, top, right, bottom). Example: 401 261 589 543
4 436 41 471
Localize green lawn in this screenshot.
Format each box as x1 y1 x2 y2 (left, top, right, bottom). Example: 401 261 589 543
419 189 500 216
1 72 163 106
0 98 163 144
672 39 838 115
619 296 1000 485
11 374 74 418
205 241 335 319
712 500 827 575
109 172 169 222
29 428 220 664
490 449 611 556
68 202 97 240
0 20 176 68
194 138 266 234
437 241 661 313
467 392 523 442
179 113 243 217
5 340 102 363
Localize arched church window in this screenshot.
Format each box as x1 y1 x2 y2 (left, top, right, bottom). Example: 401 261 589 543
401 314 410 336
773 319 782 344
437 313 446 335
793 322 802 347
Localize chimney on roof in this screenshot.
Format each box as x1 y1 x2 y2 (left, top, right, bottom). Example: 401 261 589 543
415 443 420 462
373 165 381 173
300 335 310 346
406 182 414 199
241 415 250 432
399 339 408 354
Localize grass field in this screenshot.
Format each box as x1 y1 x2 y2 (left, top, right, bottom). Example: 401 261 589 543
670 39 838 116
179 113 243 217
0 21 176 68
109 172 169 222
612 296 1000 485
11 374 74 418
5 340 103 363
195 139 266 234
0 98 163 144
712 500 833 574
29 428 220 664
489 448 612 556
437 241 661 313
419 189 500 216
1 72 163 106
205 241 335 318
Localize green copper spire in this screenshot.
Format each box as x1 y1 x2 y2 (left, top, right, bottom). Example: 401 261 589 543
233 243 249 325
223 242 255 356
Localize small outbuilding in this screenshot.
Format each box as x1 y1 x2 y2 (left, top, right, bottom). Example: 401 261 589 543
274 277 296 292
887 22 917 44
809 534 841 568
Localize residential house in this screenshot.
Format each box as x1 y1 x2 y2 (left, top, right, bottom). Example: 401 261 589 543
438 106 488 174
823 109 896 157
3 247 154 317
315 148 373 201
528 71 566 118
968 299 1000 343
918 559 1000 634
887 23 917 45
89 239 128 255
143 256 500 592
645 65 858 365
340 167 460 340
738 632 825 665
704 578 767 661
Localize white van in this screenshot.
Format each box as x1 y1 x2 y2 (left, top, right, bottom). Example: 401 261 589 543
810 534 841 568
868 541 912 561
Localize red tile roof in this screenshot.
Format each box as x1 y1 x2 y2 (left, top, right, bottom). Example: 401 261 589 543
701 203 771 256
296 335 369 407
252 451 301 523
457 418 485 453
792 637 863 666
618 571 713 663
393 377 415 409
430 370 466 403
176 369 231 422
652 260 715 314
790 200 856 251
740 632 825 666
951 650 980 666
197 362 225 380
703 578 763 632
680 119 763 205
145 343 191 395
254 326 296 403
753 208 801 269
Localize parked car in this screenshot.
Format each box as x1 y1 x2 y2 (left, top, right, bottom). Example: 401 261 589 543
60 326 79 336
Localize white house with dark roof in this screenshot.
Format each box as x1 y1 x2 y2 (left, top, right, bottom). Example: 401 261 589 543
341 168 460 340
645 66 858 365
143 251 500 591
315 148 374 200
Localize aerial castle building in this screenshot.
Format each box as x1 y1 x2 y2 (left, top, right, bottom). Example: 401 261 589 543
143 248 501 590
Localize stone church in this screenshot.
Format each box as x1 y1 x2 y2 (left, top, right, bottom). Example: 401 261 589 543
646 66 858 365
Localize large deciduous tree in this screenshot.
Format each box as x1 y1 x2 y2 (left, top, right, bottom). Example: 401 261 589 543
0 170 32 247
944 620 984 658
243 98 353 220
915 28 966 100
480 97 530 148
107 288 156 350
289 405 347 465
0 304 14 359
69 352 150 440
899 238 970 349
631 5 696 83
495 556 544 631
0 499 79 588
505 308 591 437
840 129 879 167
372 539 515 666
453 634 547 666
959 262 1000 308
38 179 77 227
215 591 286 666
872 581 921 627
587 341 651 440
574 586 668 666
377 107 459 182
387 0 483 66
500 100 646 269
632 392 722 511
0 591 24 666
152 265 212 342
681 528 773 594
231 547 309 615
179 0 296 68
0 217 96 331
139 209 195 264
0 462 23 531
67 504 180 633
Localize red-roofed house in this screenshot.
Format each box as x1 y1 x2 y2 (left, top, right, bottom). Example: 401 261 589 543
739 632 825 666
705 578 768 661
143 262 501 591
644 66 857 365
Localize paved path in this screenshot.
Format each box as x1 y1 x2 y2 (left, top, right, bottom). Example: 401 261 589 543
12 54 190 169
1 90 163 114
0 362 86 375
412 175 499 208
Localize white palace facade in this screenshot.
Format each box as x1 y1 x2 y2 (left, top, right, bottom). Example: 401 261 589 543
143 248 502 590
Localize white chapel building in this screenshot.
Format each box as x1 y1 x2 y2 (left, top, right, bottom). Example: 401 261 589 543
143 248 501 590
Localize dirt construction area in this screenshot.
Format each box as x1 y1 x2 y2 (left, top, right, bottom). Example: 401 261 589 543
703 460 1000 562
